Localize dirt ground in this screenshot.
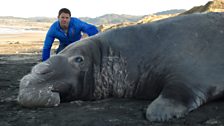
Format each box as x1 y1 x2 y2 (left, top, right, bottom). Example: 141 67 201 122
0 32 224 126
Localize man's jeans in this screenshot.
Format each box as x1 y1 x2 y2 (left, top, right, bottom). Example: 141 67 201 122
56 44 68 54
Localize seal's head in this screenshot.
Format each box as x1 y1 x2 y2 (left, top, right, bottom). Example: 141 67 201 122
18 44 96 107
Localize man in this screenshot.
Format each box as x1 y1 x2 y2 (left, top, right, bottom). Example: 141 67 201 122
42 8 99 61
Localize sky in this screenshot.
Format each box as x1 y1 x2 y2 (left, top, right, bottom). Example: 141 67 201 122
0 0 212 18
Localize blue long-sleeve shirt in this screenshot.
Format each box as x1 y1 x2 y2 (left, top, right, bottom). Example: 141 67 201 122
42 17 98 61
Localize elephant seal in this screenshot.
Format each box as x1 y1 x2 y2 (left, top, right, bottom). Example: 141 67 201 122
18 12 224 121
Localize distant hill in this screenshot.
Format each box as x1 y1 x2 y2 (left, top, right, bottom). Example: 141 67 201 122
27 17 56 22
136 9 186 24
0 16 55 22
154 9 186 15
80 10 186 25
80 14 144 25
0 10 188 27
0 14 143 26
99 0 224 31
2 0 224 31
0 16 52 31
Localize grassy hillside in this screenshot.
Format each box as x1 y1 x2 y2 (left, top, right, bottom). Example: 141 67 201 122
181 0 224 15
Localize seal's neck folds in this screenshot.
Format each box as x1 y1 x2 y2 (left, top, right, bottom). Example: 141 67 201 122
93 47 135 99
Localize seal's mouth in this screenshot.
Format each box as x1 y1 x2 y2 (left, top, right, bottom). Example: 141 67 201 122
51 82 74 102
17 74 60 107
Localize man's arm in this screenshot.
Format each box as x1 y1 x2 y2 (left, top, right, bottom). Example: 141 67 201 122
78 19 99 36
42 31 55 61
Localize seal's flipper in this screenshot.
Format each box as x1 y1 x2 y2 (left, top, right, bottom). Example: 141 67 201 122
146 95 188 121
146 83 205 121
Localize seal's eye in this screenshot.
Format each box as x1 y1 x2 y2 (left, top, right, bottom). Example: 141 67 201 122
74 56 84 63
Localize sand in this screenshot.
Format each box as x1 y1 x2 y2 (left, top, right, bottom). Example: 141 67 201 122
0 32 59 54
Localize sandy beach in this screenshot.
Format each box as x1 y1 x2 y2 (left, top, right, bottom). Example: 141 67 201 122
0 32 59 54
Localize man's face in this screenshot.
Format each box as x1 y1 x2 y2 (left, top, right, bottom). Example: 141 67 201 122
58 12 71 29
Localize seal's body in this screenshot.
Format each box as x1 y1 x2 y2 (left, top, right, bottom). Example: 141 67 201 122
18 12 224 121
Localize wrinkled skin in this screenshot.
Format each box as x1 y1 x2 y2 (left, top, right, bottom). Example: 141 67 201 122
18 12 224 121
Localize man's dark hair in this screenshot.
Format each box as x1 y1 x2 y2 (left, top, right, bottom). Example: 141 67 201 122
58 8 71 17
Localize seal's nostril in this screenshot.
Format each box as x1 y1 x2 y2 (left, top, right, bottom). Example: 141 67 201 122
32 62 51 74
